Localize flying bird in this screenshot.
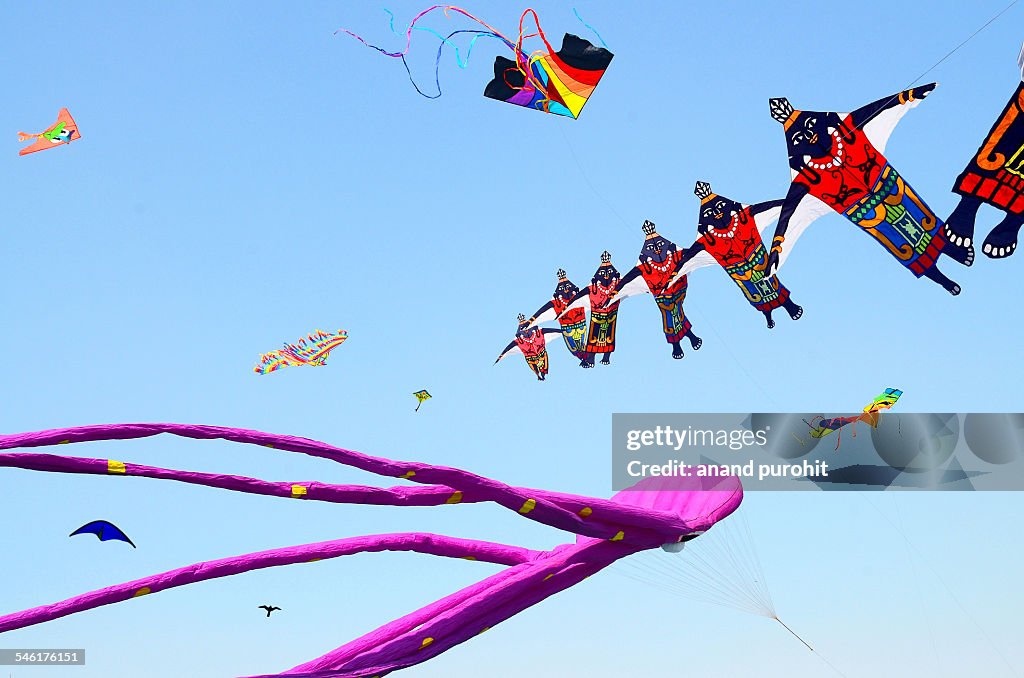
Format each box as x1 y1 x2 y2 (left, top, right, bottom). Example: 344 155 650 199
69 520 136 548
258 605 281 617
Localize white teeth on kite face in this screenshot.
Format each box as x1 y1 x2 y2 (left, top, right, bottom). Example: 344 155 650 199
964 237 972 247
803 155 812 165
984 243 993 253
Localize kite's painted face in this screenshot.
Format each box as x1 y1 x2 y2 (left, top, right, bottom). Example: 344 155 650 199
698 196 746 234
516 321 536 339
786 110 844 168
640 236 676 264
553 279 579 301
593 264 620 286
43 122 71 143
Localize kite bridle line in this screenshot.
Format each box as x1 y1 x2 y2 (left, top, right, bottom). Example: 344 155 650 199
772 616 852 678
614 508 852 678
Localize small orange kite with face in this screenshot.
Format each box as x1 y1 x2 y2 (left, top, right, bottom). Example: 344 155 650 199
18 108 80 156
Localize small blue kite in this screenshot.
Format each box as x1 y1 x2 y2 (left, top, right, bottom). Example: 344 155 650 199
69 520 136 548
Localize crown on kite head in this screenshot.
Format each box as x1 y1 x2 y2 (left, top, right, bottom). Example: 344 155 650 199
694 181 716 205
556 268 567 280
517 313 527 323
600 250 612 264
642 220 657 237
769 97 799 130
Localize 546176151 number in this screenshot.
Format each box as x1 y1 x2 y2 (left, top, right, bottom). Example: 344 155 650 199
0 649 85 665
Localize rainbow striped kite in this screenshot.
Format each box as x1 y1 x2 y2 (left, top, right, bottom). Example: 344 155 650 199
805 388 903 449
254 329 349 375
338 6 614 119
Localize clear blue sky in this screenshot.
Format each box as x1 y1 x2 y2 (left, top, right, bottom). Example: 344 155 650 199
1 1 1022 676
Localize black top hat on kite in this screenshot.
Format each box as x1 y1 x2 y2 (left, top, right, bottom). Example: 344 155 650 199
642 220 658 237
517 313 527 323
600 250 612 264
556 268 567 280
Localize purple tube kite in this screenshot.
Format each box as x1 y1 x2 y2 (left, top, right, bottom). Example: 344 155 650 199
0 423 742 677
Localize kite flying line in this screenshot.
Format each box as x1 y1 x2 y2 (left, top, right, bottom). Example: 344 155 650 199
904 0 1019 89
853 0 1021 133
862 494 1020 677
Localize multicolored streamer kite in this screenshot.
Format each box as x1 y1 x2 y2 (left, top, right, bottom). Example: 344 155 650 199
18 108 80 156
0 423 742 677
254 329 349 375
337 6 614 118
804 388 903 449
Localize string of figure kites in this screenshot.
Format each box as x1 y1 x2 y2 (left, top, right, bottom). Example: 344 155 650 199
8 4 1022 676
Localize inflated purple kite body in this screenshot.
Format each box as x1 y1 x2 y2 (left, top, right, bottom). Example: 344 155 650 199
0 423 742 677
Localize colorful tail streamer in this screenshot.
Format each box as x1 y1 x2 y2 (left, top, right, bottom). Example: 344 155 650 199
572 7 607 48
337 6 613 117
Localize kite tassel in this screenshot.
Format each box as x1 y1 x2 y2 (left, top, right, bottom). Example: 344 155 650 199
17 132 36 141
